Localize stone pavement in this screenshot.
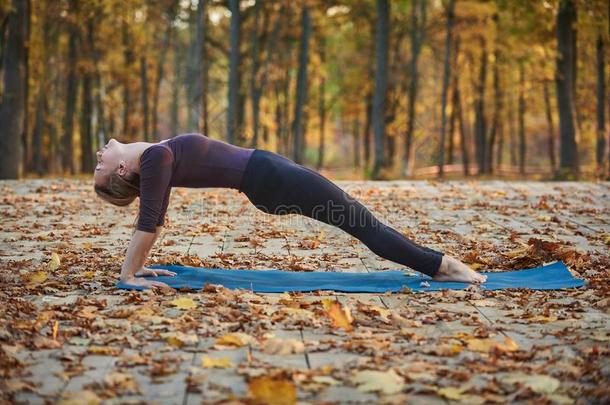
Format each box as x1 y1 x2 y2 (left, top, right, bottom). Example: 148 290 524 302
0 179 608 404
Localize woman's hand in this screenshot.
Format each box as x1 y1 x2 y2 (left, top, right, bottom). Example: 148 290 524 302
121 276 172 290
135 266 177 277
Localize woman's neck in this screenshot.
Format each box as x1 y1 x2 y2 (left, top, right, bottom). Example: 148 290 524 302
126 142 157 174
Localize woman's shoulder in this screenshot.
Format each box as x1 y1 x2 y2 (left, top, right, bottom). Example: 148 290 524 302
140 144 174 167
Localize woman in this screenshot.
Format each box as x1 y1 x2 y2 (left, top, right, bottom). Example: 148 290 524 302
94 133 486 290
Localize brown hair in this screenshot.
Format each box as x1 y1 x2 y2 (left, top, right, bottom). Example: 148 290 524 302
94 171 140 206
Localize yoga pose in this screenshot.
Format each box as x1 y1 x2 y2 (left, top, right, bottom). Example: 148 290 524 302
94 133 486 289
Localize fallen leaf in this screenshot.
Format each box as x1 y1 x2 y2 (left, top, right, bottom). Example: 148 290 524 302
3 379 36 393
467 336 518 353
501 373 560 394
161 332 198 347
201 356 232 368
215 332 256 348
27 271 47 284
351 369 405 394
261 338 305 355
88 346 122 356
249 375 296 405
169 297 197 310
49 252 61 270
321 299 353 332
438 386 465 400
57 390 101 405
104 372 139 394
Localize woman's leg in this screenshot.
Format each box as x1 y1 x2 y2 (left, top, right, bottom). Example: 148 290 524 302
240 150 486 281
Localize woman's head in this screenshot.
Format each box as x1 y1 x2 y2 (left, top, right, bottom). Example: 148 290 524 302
94 138 140 206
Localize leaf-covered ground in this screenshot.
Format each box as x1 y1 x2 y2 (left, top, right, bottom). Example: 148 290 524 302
1 179 608 404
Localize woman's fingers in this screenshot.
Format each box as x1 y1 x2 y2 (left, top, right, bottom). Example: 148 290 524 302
154 269 177 277
149 280 170 289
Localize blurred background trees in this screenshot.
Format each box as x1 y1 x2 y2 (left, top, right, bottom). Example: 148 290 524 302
0 0 608 180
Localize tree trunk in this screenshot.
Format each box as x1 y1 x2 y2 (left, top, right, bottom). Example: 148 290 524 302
249 0 263 148
437 0 455 178
89 13 107 148
518 61 526 175
32 5 55 176
186 0 207 132
353 119 361 168
171 46 182 136
199 0 209 136
122 19 134 138
372 0 389 179
227 0 240 144
596 34 606 170
543 81 557 173
487 47 502 174
455 73 470 176
152 2 176 139
316 43 326 170
448 82 456 166
403 0 426 176
80 66 93 173
555 0 579 178
291 5 311 164
508 96 517 166
22 0 30 172
0 0 28 178
139 57 149 141
473 37 488 174
62 2 78 174
363 92 372 168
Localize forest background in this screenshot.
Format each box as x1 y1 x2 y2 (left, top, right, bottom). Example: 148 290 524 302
0 0 608 180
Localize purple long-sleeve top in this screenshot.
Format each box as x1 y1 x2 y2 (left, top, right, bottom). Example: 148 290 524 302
136 133 254 233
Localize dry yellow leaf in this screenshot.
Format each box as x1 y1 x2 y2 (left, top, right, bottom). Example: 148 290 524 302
169 297 197 310
161 332 198 347
501 373 560 394
49 252 61 270
52 320 59 340
57 390 101 405
467 336 518 353
438 386 465 400
261 338 305 355
88 346 122 356
351 369 405 394
215 332 256 348
104 372 139 393
27 271 47 284
248 376 296 405
321 299 353 332
201 356 232 368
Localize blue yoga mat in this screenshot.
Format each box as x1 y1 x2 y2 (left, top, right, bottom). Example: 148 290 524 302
117 261 585 293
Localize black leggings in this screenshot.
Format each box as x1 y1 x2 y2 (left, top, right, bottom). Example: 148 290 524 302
238 149 443 277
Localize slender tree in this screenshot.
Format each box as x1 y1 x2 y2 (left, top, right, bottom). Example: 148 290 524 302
518 61 526 175
62 0 79 174
543 81 557 173
437 0 455 177
404 0 427 176
488 46 503 174
0 0 28 178
140 56 150 141
372 0 389 179
152 1 178 139
292 5 311 164
595 34 605 171
226 0 240 144
473 36 488 174
555 0 579 178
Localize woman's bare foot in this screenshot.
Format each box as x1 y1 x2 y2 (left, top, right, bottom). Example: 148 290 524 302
433 255 487 283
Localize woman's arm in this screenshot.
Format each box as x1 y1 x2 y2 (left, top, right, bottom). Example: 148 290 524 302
120 226 172 289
